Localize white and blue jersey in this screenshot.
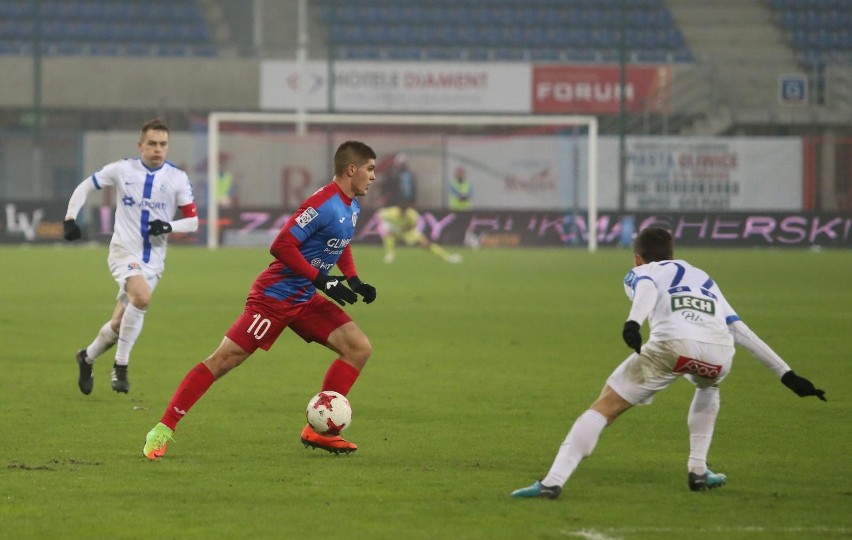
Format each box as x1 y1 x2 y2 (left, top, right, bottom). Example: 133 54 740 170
251 182 360 304
623 259 736 346
89 158 194 273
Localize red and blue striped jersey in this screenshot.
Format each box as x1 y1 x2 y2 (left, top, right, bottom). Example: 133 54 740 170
249 182 360 304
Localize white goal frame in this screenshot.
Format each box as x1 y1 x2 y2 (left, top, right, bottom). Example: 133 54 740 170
207 112 599 251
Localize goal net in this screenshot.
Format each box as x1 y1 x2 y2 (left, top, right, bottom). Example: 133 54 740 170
203 112 599 250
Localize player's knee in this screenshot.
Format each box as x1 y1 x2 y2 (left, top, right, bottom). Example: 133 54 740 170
128 291 152 310
204 349 248 378
347 334 372 369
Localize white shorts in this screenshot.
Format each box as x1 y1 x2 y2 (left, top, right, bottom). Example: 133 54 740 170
606 339 734 405
108 245 162 304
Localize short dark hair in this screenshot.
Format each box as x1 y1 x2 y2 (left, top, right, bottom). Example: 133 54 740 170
140 119 169 141
634 227 674 262
334 141 376 175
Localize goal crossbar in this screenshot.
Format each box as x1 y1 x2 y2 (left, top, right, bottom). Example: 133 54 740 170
206 112 599 251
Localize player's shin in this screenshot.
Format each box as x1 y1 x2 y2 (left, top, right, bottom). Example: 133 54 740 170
160 362 216 429
85 321 119 360
115 304 146 364
543 410 608 488
321 359 360 396
687 386 720 474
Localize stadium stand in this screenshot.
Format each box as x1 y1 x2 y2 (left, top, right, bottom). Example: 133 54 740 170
769 0 852 65
321 0 694 63
0 0 216 57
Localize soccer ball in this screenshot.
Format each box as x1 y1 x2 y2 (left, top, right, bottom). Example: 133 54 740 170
306 391 352 436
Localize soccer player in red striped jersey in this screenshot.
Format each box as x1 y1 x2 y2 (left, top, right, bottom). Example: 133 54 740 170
64 119 198 395
143 140 378 459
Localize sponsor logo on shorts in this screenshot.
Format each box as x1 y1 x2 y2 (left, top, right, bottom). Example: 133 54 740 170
671 295 715 315
673 356 722 379
127 262 141 271
295 207 318 228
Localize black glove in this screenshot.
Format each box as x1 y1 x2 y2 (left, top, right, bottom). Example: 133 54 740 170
313 274 358 306
63 219 82 241
622 320 642 354
347 276 377 304
781 370 826 401
148 220 172 236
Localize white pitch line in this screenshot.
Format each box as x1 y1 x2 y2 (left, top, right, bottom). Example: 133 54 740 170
566 530 622 540
563 526 850 538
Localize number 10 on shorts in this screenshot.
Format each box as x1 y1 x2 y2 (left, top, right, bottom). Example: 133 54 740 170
247 313 271 339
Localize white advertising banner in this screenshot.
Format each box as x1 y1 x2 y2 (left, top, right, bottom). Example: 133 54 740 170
612 137 802 211
446 136 802 211
444 135 587 210
260 60 530 113
260 60 329 111
85 131 803 213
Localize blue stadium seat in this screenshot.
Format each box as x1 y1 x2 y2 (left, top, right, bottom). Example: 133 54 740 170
0 0 215 57
387 46 423 60
771 0 852 62
54 41 84 55
0 1 31 18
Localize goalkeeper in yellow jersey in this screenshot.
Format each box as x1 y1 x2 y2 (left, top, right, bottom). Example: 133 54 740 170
377 205 461 264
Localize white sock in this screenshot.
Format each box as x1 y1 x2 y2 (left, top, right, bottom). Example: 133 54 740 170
542 409 608 487
85 321 119 362
687 386 720 475
114 304 146 367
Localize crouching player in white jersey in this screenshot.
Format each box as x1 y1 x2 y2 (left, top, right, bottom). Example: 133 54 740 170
64 119 198 395
512 227 826 499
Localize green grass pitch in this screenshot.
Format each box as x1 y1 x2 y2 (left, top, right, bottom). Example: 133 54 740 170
1 244 850 539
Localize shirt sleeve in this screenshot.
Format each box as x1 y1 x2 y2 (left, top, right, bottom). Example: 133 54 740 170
336 244 357 278
65 177 98 219
92 160 121 188
176 171 195 207
728 320 792 377
270 228 319 281
626 278 657 325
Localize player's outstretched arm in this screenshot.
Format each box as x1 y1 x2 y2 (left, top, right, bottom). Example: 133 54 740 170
728 320 826 401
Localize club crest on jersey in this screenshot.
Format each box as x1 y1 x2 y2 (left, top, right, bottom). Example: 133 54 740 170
295 206 318 228
352 212 358 227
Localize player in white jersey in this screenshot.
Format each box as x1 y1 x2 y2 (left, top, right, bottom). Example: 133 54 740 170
64 119 199 395
512 227 826 499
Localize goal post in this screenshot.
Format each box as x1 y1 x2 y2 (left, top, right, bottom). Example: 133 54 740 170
206 112 599 251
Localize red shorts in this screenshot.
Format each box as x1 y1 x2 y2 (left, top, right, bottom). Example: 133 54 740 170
225 293 352 354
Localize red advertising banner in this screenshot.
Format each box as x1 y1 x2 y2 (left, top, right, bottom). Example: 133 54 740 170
532 65 672 114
